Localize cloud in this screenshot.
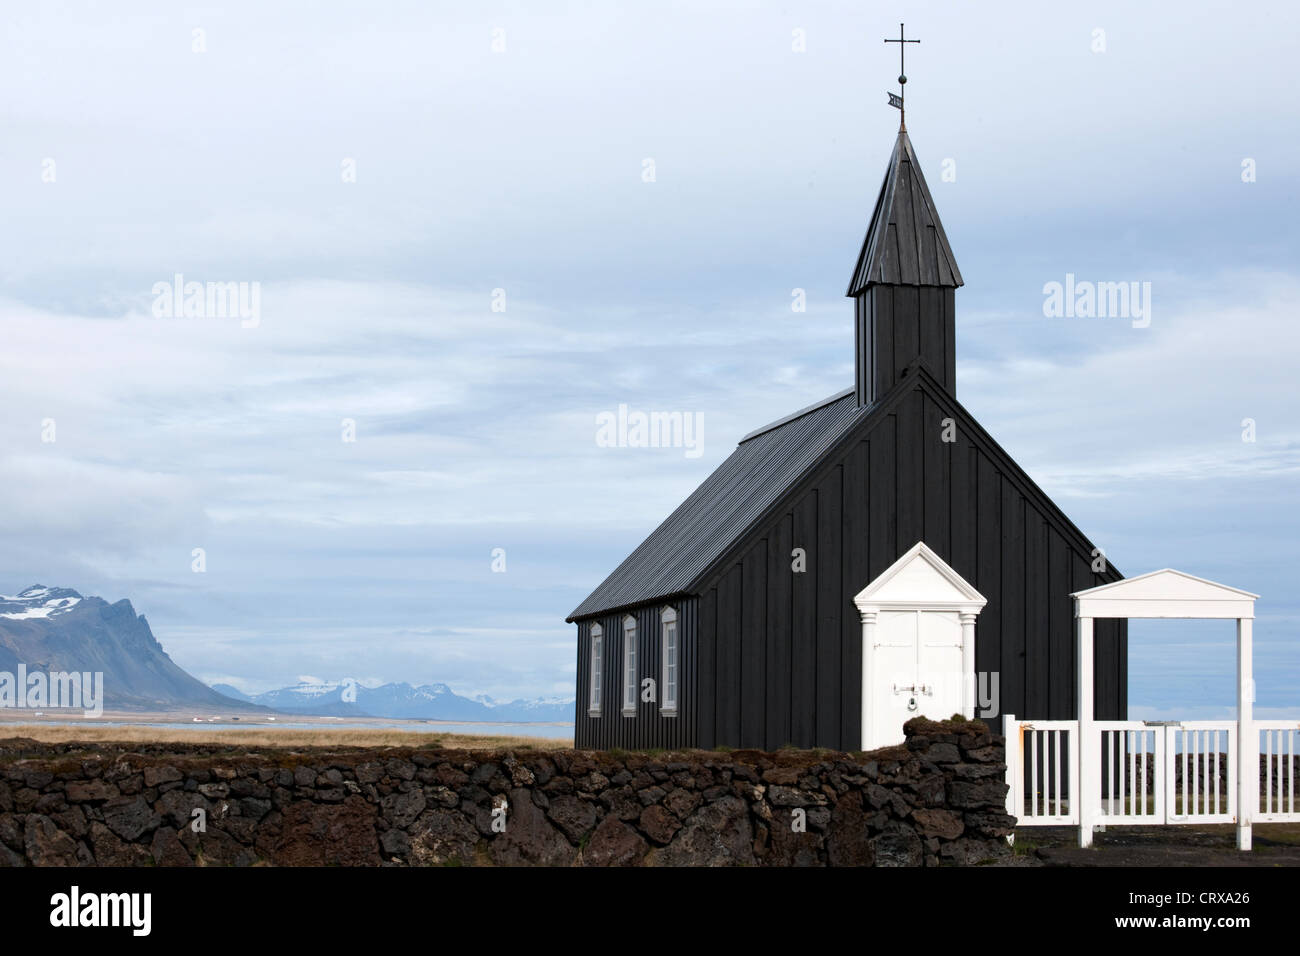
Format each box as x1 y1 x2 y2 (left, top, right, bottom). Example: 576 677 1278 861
1 3 1298 707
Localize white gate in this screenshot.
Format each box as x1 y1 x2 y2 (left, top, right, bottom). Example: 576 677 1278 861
1007 716 1300 834
1093 721 1236 825
1004 718 1078 825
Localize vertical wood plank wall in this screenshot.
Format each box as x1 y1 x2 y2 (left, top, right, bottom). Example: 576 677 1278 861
571 381 1126 752
573 597 699 750
691 383 1126 751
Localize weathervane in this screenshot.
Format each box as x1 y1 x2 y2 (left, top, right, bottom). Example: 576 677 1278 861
884 22 919 131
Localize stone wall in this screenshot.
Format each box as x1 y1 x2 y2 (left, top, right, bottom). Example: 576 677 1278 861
0 717 1013 867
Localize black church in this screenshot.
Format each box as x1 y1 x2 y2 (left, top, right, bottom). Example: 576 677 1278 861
567 123 1126 752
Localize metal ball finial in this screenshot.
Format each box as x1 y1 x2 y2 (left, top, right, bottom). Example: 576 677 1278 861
899 74 907 85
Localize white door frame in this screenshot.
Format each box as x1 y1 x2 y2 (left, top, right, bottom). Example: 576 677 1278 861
853 541 988 751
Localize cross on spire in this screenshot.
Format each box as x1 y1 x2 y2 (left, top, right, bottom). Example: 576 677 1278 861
884 22 920 131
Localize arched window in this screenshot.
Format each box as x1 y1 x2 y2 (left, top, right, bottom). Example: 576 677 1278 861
622 614 638 716
588 623 603 717
660 606 679 716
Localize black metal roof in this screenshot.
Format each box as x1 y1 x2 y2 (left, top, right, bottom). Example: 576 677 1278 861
847 130 963 295
567 388 871 621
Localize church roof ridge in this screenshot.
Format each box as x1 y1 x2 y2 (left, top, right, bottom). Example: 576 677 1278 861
739 387 855 444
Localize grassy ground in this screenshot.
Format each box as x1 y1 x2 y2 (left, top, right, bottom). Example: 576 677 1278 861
0 723 572 751
1018 822 1300 866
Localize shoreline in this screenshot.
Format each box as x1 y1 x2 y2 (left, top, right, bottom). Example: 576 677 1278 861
0 708 571 728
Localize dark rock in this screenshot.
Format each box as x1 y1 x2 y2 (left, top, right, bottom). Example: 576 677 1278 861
503 755 535 786
22 770 54 789
409 809 479 866
637 785 666 806
385 759 416 782
963 810 1017 838
662 787 701 820
764 812 823 866
489 788 574 866
88 821 152 866
926 743 962 763
380 827 411 858
655 796 754 867
947 779 1008 809
65 780 120 803
639 804 681 845
181 824 258 866
0 814 24 852
911 808 964 840
600 786 642 822
144 766 183 788
546 794 598 844
24 815 80 866
0 842 25 867
381 789 426 828
871 824 924 867
240 798 272 822
102 796 161 841
150 828 193 867
827 791 874 867
51 805 88 838
582 816 647 867
155 789 211 829
317 768 344 787
271 795 379 866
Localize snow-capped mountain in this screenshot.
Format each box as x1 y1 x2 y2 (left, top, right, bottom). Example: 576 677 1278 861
223 677 573 722
0 585 85 620
0 585 251 711
1 584 573 720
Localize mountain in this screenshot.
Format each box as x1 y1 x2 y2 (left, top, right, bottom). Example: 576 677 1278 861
229 677 573 722
210 683 252 703
0 584 574 720
0 585 251 711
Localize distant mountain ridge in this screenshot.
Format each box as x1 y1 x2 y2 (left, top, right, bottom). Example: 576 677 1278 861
1 584 574 721
0 585 248 711
217 677 573 722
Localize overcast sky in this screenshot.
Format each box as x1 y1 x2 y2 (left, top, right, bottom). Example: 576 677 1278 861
1 1 1297 716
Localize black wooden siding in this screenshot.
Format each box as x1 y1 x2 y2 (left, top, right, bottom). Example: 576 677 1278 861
692 375 1126 751
573 598 699 750
856 285 956 404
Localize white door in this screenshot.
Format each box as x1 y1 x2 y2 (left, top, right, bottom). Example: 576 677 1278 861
869 608 965 747
855 541 987 752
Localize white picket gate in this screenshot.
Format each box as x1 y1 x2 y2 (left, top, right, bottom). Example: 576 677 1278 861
1005 716 1300 838
1004 719 1077 825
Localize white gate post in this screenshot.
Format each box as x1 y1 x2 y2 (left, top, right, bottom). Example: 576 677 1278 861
1237 617 1253 850
1077 615 1096 848
1004 713 1019 844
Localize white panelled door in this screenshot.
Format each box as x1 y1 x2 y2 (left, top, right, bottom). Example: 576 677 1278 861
855 542 987 751
870 608 965 747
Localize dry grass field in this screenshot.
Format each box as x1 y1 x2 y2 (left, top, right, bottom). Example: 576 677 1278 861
0 723 572 751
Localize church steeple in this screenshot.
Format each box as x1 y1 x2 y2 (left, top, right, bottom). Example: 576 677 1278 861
848 129 963 406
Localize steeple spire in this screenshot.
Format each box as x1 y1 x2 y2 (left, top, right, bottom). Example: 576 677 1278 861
847 131 962 293
847 129 963 407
